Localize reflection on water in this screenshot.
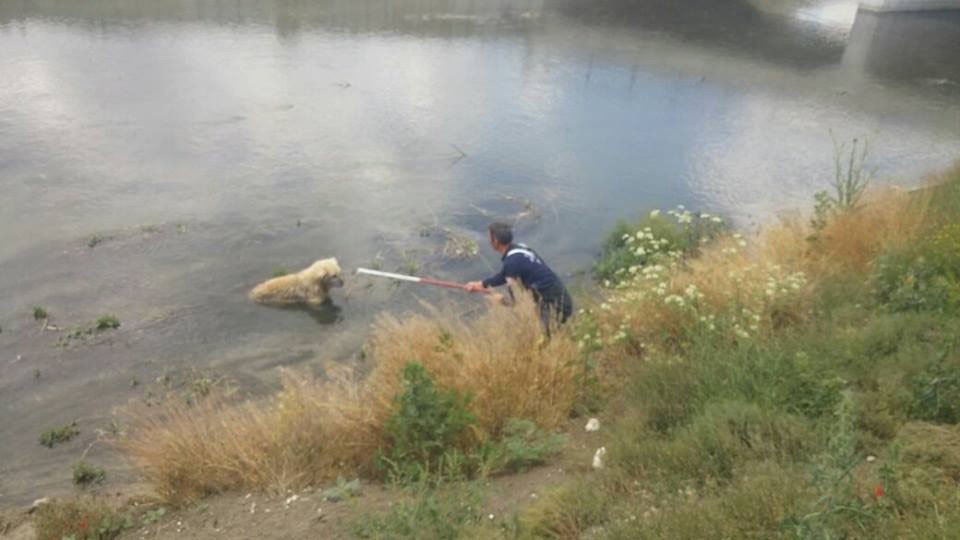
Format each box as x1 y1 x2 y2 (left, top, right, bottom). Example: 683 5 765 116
0 0 959 506
274 302 345 326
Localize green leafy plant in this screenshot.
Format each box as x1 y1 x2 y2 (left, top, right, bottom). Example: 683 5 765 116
812 136 873 231
33 306 48 320
351 481 483 539
594 208 725 284
140 507 166 526
95 315 120 331
40 422 79 448
321 477 361 502
484 419 566 473
73 462 106 487
378 363 476 483
908 352 960 424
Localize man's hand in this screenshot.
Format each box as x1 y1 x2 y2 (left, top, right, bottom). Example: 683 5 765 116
464 281 486 293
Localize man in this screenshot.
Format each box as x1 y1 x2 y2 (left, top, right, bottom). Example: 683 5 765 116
465 222 573 332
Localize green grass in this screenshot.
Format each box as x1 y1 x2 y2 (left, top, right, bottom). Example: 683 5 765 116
33 306 48 320
351 481 485 540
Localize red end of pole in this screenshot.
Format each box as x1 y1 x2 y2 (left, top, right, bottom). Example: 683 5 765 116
420 277 491 294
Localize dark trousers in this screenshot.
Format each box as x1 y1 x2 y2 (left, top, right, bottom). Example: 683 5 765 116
536 287 573 336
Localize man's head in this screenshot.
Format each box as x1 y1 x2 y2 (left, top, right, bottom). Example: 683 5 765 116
487 222 513 253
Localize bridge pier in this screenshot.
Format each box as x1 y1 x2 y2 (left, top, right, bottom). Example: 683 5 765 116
860 0 960 11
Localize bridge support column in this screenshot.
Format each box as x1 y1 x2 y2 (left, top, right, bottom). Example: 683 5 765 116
860 0 960 11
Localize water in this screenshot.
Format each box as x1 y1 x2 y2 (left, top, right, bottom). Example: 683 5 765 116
1 0 959 505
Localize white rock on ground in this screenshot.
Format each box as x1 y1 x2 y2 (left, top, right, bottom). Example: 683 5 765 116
585 418 600 432
592 447 607 469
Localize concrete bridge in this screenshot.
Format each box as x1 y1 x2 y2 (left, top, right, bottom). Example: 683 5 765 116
860 0 960 11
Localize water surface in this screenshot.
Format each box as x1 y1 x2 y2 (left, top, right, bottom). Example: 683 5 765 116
1 0 959 505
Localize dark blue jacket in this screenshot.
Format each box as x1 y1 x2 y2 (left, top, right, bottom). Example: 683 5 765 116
482 244 566 301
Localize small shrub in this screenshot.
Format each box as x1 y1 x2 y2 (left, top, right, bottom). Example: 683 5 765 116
73 462 106 487
351 481 483 539
872 224 960 314
594 208 725 283
95 315 120 331
321 477 361 502
139 507 166 526
40 422 79 448
87 234 106 248
811 136 873 231
482 419 565 474
908 353 960 424
517 480 609 539
378 362 476 483
33 306 48 320
33 498 133 540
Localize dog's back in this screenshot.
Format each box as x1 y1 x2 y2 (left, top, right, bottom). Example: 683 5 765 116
249 258 341 306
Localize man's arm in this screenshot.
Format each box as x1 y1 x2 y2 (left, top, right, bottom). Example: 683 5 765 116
465 257 516 292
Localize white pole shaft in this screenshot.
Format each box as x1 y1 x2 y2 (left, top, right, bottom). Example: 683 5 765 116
356 268 422 283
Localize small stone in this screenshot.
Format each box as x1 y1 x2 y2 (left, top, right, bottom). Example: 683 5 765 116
866 455 876 463
592 447 607 469
585 418 600 432
249 502 256 514
488 514 495 520
285 494 299 505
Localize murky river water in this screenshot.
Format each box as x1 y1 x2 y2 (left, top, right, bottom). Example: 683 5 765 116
1 0 959 505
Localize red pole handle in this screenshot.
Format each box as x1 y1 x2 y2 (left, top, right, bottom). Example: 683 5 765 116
420 277 491 294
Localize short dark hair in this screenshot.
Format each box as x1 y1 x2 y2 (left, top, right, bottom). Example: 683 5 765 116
488 222 513 245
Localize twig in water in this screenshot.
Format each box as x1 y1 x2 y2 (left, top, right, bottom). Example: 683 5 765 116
449 144 468 167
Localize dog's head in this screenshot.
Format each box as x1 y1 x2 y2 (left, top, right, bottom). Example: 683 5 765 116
305 257 344 289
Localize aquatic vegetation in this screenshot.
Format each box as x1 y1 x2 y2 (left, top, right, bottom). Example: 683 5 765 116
441 230 479 260
39 422 79 448
87 234 107 248
95 315 120 331
57 315 121 346
72 461 106 487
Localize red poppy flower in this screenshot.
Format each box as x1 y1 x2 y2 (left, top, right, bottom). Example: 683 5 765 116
874 485 884 498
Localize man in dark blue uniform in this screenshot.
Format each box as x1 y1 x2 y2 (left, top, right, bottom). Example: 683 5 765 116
465 222 573 332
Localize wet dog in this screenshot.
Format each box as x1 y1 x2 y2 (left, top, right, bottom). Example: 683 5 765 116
249 258 344 306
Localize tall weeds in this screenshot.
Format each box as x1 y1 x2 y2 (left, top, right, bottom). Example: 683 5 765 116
118 290 578 503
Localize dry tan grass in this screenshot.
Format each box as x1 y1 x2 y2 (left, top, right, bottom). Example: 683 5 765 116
118 289 579 503
590 186 932 354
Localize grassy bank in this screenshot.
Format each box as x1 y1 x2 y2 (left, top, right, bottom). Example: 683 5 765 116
36 165 960 539
511 164 960 539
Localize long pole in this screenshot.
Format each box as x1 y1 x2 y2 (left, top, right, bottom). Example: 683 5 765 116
356 268 489 294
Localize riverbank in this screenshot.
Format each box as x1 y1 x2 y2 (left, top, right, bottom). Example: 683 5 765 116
7 162 960 539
